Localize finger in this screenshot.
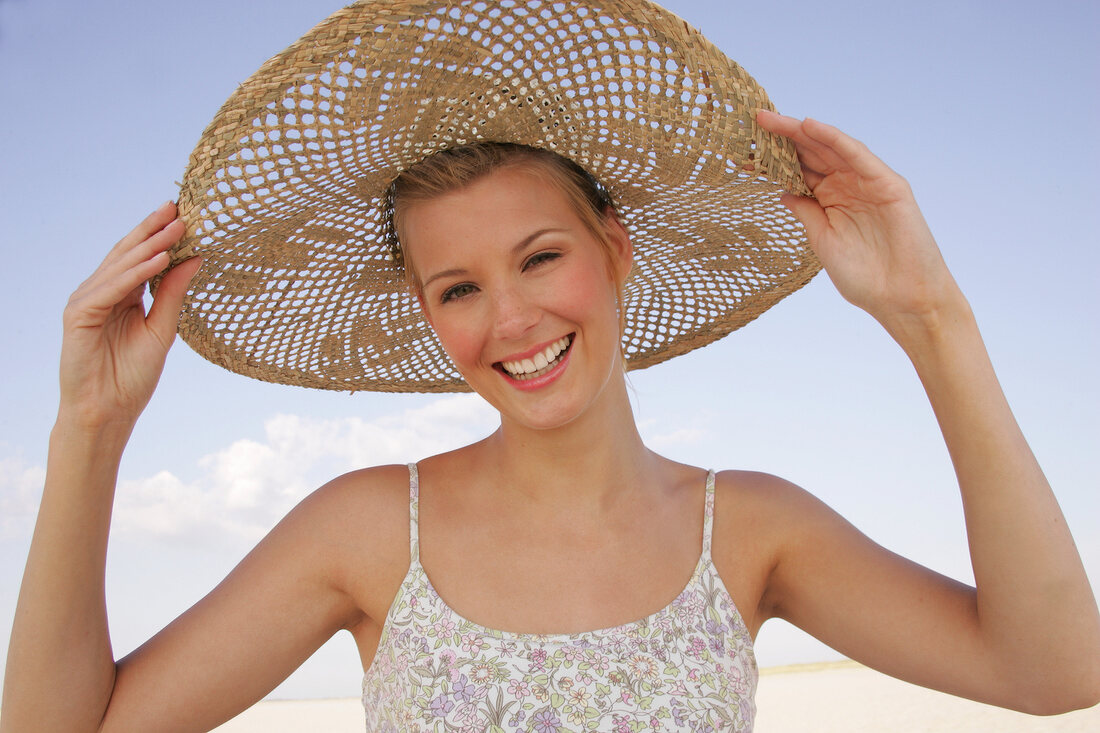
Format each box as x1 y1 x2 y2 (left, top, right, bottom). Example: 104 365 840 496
89 218 184 298
70 250 172 327
146 257 202 347
800 118 896 181
779 193 830 247
117 200 178 251
98 201 179 271
757 109 849 174
755 108 802 137
103 217 184 278
800 168 826 192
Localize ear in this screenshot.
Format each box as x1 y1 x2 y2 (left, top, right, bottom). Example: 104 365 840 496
414 288 435 327
602 208 634 285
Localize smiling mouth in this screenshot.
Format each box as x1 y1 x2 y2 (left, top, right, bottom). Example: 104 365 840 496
496 334 574 380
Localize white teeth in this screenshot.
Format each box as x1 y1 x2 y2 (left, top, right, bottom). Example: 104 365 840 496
500 336 572 378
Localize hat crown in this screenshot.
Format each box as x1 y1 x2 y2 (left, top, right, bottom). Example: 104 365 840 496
169 0 817 392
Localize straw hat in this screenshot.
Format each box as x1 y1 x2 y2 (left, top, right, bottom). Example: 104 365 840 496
165 0 819 393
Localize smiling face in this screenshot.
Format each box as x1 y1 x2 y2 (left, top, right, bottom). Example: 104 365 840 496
398 164 633 430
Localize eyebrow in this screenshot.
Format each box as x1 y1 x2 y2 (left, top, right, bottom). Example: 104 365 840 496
420 227 567 290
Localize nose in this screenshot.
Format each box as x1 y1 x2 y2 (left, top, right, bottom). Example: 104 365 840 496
489 283 540 341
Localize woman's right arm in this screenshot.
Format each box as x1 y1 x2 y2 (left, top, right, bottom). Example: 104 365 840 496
2 202 199 731
3 203 403 732
2 203 404 733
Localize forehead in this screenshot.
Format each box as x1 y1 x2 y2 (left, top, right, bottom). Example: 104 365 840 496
399 166 583 261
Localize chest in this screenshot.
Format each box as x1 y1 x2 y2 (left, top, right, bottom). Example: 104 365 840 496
419 488 706 635
363 558 758 732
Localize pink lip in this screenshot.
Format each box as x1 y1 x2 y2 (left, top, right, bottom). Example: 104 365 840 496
494 333 573 365
495 334 574 392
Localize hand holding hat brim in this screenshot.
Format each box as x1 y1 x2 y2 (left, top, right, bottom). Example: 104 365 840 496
61 203 201 428
757 110 960 332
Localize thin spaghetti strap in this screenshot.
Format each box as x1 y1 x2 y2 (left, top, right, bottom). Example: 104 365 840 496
407 463 420 562
702 469 716 558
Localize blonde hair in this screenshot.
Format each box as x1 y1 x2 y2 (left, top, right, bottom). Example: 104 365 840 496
384 143 621 291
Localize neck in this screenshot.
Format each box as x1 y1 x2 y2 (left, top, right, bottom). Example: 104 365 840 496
479 370 658 511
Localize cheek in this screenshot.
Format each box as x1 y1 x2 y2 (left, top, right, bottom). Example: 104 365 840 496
417 288 484 371
427 310 485 370
561 259 619 325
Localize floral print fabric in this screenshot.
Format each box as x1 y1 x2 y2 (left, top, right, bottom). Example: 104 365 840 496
362 466 757 732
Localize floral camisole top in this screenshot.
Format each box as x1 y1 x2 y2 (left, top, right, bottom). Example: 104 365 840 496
361 465 757 732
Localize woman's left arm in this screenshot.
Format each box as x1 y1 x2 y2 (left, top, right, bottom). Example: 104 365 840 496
755 109 1100 713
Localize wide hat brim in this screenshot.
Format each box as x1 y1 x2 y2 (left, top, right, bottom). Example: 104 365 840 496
164 0 819 393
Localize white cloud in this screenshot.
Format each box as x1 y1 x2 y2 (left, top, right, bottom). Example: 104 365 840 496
637 418 707 454
114 470 206 537
0 396 500 547
111 394 499 545
645 426 705 449
0 453 46 538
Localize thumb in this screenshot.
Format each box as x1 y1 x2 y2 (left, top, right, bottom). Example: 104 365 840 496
147 257 202 345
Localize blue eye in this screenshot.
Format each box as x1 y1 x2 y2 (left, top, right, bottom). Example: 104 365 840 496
440 282 477 303
524 251 561 269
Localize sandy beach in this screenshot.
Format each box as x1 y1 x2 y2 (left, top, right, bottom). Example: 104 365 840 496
209 661 1100 731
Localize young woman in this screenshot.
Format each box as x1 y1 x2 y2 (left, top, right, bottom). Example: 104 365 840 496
4 1 1099 731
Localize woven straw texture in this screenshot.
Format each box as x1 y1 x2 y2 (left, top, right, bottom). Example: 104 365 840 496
167 0 819 392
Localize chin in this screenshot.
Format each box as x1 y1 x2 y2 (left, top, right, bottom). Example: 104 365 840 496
491 365 623 434
451 327 625 431
472 388 582 432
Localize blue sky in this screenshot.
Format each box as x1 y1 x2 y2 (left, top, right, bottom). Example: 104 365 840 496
1 0 1097 701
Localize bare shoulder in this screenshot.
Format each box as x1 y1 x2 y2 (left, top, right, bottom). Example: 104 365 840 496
230 462 417 636
292 464 413 607
709 470 851 634
301 462 412 528
713 468 880 570
712 468 801 496
711 469 831 532
103 464 417 729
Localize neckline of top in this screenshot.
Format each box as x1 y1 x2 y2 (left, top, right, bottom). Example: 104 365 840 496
412 548 713 644
404 466 719 643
